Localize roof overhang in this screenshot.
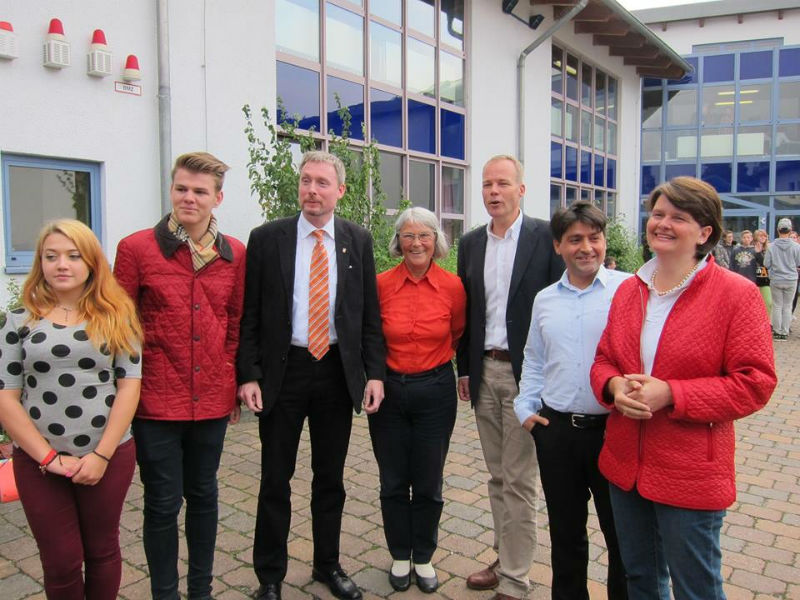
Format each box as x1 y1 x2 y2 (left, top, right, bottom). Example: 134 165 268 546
530 0 692 79
632 0 798 25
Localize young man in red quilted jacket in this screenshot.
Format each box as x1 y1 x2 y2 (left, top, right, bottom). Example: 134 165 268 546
114 152 246 600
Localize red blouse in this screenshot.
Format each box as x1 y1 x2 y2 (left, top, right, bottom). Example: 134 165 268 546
377 261 466 374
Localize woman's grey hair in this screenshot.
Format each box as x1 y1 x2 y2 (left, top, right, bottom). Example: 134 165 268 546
389 207 449 260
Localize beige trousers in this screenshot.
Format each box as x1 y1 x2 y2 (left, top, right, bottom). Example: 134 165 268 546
474 356 538 599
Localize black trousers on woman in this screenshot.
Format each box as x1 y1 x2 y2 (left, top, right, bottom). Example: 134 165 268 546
368 363 457 564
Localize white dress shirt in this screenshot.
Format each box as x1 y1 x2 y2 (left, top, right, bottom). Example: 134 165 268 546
514 266 632 424
291 214 339 346
483 210 523 351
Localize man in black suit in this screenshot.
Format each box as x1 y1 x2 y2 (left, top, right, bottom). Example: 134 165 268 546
237 151 385 600
457 155 563 600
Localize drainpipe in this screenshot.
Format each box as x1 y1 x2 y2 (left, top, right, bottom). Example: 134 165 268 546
157 0 172 214
516 0 588 167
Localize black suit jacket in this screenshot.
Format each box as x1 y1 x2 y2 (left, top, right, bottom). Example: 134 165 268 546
456 214 564 404
236 215 386 415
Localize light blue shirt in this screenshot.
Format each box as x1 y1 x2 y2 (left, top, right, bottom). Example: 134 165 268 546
514 266 632 425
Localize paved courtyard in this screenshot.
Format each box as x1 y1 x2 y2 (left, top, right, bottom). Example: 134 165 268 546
1 336 798 599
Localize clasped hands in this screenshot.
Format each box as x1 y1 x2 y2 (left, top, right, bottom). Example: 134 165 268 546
608 374 673 420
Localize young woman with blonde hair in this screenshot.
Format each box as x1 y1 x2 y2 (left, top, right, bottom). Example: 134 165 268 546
0 219 142 599
753 229 773 314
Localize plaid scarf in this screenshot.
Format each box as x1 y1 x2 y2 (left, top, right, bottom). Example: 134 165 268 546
168 212 219 271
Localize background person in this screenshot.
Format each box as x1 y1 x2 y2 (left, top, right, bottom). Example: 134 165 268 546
765 218 800 341
753 229 772 315
0 219 142 599
369 207 466 594
591 177 776 599
114 152 246 600
730 230 758 283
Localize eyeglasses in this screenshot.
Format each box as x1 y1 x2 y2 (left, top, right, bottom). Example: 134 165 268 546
398 232 436 243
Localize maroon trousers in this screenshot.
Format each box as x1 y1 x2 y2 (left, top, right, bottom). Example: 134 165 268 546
13 438 136 600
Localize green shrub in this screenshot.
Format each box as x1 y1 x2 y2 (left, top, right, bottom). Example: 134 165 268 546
605 217 644 273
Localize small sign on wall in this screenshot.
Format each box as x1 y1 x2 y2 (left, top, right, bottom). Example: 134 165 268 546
114 81 141 96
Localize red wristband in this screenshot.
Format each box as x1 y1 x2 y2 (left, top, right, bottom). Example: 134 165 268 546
39 449 58 467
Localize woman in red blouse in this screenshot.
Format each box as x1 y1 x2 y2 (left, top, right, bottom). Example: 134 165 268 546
369 207 466 594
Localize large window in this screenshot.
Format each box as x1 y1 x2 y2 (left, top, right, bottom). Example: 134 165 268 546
1 154 101 273
550 46 618 217
276 0 467 239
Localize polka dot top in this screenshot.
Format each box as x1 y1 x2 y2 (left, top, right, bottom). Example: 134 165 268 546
0 308 142 456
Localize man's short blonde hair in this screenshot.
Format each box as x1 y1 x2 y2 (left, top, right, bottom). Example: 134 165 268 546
483 155 524 183
300 151 346 186
171 152 230 192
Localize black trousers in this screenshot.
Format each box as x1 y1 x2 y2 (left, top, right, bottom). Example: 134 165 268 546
533 406 627 600
253 346 354 584
368 363 457 564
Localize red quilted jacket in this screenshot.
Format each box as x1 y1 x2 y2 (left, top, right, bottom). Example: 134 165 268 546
114 216 246 420
591 258 776 510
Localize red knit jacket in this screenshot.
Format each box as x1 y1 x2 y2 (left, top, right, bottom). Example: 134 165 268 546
591 258 776 510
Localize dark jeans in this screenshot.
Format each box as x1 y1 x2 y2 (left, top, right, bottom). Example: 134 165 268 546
368 363 457 564
253 345 354 584
533 406 627 600
133 417 229 600
14 438 136 600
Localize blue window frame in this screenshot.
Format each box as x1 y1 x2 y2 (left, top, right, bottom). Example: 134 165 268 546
2 154 101 273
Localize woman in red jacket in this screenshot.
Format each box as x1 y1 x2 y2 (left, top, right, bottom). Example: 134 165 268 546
591 177 776 600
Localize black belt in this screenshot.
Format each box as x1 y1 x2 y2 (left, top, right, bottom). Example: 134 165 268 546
386 362 451 380
540 402 608 430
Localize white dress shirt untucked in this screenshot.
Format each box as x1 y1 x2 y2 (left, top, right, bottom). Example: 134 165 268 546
483 210 523 351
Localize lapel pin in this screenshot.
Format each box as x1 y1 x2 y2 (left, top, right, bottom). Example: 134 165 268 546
342 247 347 254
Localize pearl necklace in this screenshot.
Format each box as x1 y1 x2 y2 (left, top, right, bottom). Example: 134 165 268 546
650 261 702 297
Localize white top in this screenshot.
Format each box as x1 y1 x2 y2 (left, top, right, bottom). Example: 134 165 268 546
291 214 339 346
483 210 523 351
636 255 709 375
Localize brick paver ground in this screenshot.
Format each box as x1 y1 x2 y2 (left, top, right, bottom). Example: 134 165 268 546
1 336 798 599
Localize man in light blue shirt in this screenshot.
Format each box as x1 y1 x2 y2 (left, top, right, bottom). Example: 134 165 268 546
514 202 630 600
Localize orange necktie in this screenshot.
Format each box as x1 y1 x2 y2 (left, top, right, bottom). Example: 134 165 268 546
308 229 330 360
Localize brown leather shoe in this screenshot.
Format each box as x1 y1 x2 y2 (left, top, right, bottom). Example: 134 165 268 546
489 594 518 600
466 558 499 590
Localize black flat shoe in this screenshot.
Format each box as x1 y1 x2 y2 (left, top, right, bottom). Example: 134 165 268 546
389 570 411 591
312 567 363 600
415 571 439 594
255 582 281 600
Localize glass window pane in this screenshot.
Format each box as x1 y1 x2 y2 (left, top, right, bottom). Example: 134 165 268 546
565 104 578 143
703 54 734 83
776 124 800 156
378 151 402 209
643 77 662 88
440 51 464 106
779 81 800 120
551 99 563 137
665 163 696 181
441 218 464 244
566 186 578 204
591 189 602 209
737 161 770 193
440 0 464 50
326 4 363 75
779 47 800 77
581 188 591 202
580 110 592 147
551 142 562 179
700 163 732 194
552 46 563 95
642 131 662 162
641 165 659 195
277 61 321 131
7 166 91 252
608 122 617 155
594 116 605 151
699 128 731 159
370 88 402 147
740 51 772 80
642 90 663 128
408 99 435 153
408 0 434 37
666 129 698 161
407 38 435 98
739 84 771 122
596 71 606 116
441 109 465 160
666 89 697 127
371 0 401 25
580 151 591 184
550 184 562 216
408 160 435 210
608 77 617 121
370 22 401 88
594 155 605 188
582 65 592 107
774 196 800 209
565 146 578 182
276 0 319 61
327 76 364 140
737 125 771 156
701 85 735 126
776 160 800 193
606 192 616 218
566 54 579 101
442 166 464 213
607 158 616 190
